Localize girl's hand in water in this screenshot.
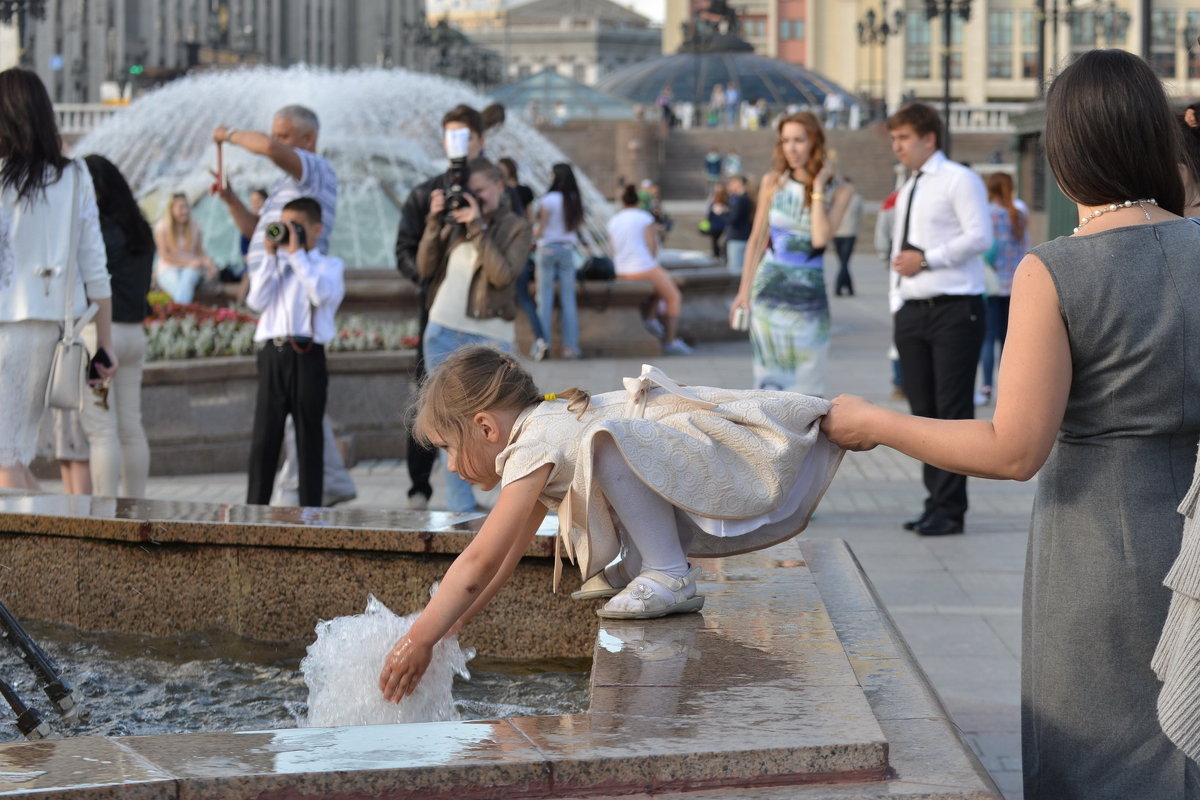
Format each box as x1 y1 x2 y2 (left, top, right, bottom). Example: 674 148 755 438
820 394 882 451
379 635 433 702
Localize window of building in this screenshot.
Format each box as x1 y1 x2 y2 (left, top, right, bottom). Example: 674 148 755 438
988 10 1013 78
905 11 931 79
1021 10 1039 78
573 62 586 82
1070 10 1095 47
1188 11 1200 78
1152 10 1178 77
780 19 790 39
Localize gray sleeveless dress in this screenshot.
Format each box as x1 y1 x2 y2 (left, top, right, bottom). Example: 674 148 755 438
1024 219 1200 799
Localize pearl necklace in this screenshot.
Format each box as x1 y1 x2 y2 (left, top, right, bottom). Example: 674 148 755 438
1073 198 1158 233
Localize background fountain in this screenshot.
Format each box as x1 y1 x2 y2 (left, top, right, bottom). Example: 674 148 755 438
73 66 612 269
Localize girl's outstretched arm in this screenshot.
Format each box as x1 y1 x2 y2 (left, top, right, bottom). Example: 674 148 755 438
378 464 551 702
452 500 549 635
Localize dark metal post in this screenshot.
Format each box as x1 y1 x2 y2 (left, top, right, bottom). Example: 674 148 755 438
1036 0 1047 97
1140 0 1152 58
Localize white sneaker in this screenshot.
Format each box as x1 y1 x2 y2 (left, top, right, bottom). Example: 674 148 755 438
530 338 548 361
643 317 666 339
406 492 430 511
663 338 693 356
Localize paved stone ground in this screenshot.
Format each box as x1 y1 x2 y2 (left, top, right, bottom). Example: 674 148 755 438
39 253 1027 799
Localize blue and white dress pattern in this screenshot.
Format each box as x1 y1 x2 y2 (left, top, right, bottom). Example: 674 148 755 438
749 177 829 396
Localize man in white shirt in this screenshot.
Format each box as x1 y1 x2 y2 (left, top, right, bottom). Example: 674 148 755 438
886 102 992 536
244 197 345 507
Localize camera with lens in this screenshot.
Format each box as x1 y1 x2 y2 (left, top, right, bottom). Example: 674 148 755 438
265 220 306 250
442 127 473 223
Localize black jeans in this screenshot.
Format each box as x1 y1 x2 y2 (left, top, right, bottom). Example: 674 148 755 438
247 341 327 507
406 295 437 501
833 236 856 294
894 294 986 525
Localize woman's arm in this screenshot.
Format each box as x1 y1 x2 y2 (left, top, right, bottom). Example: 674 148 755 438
476 214 532 288
379 465 551 701
533 204 549 240
821 254 1070 480
642 218 659 259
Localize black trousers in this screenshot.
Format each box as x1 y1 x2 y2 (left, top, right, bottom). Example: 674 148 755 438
406 295 437 500
833 236 857 294
247 341 327 507
894 294 986 525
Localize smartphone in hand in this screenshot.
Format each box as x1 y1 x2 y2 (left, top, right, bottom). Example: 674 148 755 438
88 347 112 382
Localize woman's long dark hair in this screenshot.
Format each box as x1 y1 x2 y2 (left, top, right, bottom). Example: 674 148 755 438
83 154 155 255
1044 49 1183 216
0 67 69 204
547 162 584 232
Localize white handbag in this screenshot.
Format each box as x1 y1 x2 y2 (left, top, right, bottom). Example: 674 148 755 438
44 161 99 411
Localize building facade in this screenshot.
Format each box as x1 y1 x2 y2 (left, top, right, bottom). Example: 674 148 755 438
666 1 1200 109
4 0 496 103
430 0 660 85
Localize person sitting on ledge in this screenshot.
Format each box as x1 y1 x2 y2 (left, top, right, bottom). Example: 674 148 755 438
377 345 843 701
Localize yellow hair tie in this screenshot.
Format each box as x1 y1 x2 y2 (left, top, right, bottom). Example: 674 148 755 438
543 393 558 402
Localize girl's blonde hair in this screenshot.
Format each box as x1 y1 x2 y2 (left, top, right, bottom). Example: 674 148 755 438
164 192 196 250
413 346 590 476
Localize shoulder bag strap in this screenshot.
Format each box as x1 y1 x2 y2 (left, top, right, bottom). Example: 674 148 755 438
61 160 83 340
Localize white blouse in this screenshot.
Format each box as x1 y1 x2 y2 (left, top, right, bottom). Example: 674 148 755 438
0 159 110 323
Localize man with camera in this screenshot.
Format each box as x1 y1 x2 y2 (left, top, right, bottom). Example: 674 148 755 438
244 197 345 509
394 103 502 510
414 158 531 512
212 105 347 507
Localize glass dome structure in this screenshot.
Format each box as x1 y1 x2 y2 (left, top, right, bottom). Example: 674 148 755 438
595 51 855 110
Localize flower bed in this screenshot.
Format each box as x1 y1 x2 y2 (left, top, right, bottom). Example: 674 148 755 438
144 299 418 362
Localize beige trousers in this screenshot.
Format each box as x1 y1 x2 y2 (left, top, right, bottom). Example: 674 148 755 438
81 322 150 497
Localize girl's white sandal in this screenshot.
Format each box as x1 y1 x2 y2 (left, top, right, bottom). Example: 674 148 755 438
596 567 705 619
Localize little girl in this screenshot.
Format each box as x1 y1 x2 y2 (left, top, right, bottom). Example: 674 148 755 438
379 345 843 702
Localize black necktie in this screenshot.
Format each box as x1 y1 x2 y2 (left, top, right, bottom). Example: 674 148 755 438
899 171 922 251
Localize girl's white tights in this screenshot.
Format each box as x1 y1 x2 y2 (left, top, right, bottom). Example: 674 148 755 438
592 435 691 582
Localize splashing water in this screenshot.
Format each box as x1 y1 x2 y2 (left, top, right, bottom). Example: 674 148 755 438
72 65 611 269
301 593 472 728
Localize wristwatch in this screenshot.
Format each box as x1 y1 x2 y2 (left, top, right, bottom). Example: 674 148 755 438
919 258 929 270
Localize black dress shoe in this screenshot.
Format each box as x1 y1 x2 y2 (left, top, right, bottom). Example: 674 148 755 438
902 511 932 531
915 518 964 536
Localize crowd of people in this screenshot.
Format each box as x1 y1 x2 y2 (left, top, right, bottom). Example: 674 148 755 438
10 53 1200 798
657 81 858 133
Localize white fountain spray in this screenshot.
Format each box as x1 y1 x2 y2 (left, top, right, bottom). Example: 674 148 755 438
73 65 611 269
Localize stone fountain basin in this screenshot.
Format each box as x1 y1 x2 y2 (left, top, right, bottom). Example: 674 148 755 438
0 498 1000 799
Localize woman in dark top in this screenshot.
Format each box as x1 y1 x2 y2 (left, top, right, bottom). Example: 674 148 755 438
81 154 154 497
498 157 546 356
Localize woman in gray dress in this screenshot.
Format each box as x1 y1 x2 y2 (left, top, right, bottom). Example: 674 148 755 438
822 49 1200 799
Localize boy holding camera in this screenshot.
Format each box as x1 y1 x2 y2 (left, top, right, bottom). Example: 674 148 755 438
245 196 345 508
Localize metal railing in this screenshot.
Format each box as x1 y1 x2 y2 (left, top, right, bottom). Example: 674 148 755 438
54 103 124 136
946 102 1031 133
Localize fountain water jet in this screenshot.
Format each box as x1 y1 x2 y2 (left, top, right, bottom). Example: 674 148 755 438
73 66 611 269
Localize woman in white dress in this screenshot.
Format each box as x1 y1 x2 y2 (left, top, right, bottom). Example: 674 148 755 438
0 67 117 489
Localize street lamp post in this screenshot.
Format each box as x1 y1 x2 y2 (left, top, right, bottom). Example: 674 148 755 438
856 5 905 122
925 1 972 159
